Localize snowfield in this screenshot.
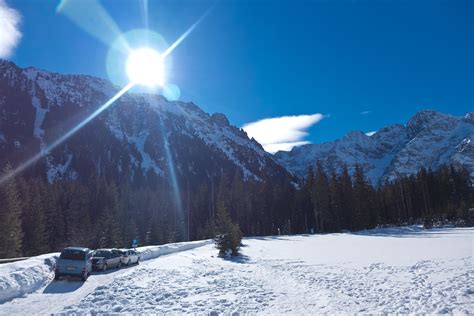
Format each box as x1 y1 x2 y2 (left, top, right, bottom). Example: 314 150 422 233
0 226 472 315
0 240 211 308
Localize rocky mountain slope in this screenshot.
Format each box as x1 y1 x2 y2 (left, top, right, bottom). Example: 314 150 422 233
0 60 290 186
274 110 473 184
1 60 471 188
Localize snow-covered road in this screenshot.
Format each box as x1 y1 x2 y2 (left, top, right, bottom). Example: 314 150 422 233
1 226 472 314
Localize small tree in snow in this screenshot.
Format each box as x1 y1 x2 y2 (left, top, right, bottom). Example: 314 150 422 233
214 201 242 257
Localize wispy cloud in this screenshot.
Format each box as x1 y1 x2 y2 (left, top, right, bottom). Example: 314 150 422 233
242 114 325 153
0 0 22 58
366 131 377 136
360 110 372 115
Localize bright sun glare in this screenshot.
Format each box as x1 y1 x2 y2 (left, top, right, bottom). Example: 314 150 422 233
126 47 165 87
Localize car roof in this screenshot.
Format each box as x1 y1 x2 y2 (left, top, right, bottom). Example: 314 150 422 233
64 247 90 252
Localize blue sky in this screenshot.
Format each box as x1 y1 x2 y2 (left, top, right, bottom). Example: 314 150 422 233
3 0 473 151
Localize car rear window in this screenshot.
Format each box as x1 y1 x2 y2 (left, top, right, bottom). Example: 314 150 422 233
94 250 111 257
60 249 86 261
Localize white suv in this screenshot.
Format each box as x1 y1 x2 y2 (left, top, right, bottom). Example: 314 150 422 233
119 249 140 266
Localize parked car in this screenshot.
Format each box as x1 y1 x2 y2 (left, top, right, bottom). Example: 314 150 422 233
91 249 122 271
118 249 140 266
55 247 93 281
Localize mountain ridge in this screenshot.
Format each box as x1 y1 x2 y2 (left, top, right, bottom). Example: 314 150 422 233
1 59 471 187
274 109 473 184
0 59 291 186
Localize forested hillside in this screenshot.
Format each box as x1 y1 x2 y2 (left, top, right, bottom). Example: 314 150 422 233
0 61 472 259
0 163 471 258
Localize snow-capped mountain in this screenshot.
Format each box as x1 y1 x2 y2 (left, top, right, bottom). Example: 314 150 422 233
274 110 474 184
1 59 471 187
0 60 290 185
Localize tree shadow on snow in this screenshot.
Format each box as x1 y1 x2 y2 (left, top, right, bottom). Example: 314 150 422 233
247 236 297 242
224 254 252 264
350 225 469 238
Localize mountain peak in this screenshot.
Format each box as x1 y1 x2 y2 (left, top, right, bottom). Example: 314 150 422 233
209 113 230 127
407 109 444 125
406 110 456 138
0 61 291 184
275 110 473 185
343 130 368 140
464 112 474 124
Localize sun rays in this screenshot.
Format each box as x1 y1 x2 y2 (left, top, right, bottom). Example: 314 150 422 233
1 0 213 194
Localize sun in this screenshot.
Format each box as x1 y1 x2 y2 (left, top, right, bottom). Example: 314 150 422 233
126 48 165 87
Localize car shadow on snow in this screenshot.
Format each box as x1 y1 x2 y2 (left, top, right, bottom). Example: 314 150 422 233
43 279 85 293
88 263 138 276
43 264 138 294
91 265 133 275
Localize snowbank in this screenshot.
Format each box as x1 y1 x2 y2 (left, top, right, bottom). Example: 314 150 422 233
0 239 212 304
0 253 59 303
137 239 213 261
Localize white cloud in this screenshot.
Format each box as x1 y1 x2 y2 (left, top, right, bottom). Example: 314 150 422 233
360 110 372 115
0 0 22 58
366 131 377 136
242 114 324 154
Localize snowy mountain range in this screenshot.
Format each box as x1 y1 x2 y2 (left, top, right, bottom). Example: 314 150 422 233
1 60 472 187
0 60 290 185
274 110 474 184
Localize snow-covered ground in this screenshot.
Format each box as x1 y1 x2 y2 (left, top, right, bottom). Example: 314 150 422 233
0 226 472 314
0 253 58 304
0 240 211 309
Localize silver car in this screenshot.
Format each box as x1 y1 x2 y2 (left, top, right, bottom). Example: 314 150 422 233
91 249 122 271
55 247 93 281
118 249 140 266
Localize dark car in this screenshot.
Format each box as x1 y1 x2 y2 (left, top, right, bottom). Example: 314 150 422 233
55 247 93 281
91 249 122 271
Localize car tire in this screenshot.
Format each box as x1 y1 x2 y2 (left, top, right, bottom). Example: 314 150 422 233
102 264 107 272
54 273 60 280
81 272 88 282
127 260 131 266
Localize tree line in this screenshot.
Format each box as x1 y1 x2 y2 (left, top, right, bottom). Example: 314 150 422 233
301 162 472 233
0 162 472 258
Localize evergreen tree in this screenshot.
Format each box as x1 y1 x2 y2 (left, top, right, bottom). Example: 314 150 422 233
353 164 372 230
313 161 330 232
327 169 341 232
339 165 354 231
19 178 48 256
94 180 123 248
44 181 65 251
0 164 24 258
215 201 242 257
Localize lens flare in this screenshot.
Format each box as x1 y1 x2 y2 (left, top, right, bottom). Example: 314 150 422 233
162 83 181 101
57 0 129 53
0 83 134 185
106 28 170 88
126 48 165 87
2 2 215 184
